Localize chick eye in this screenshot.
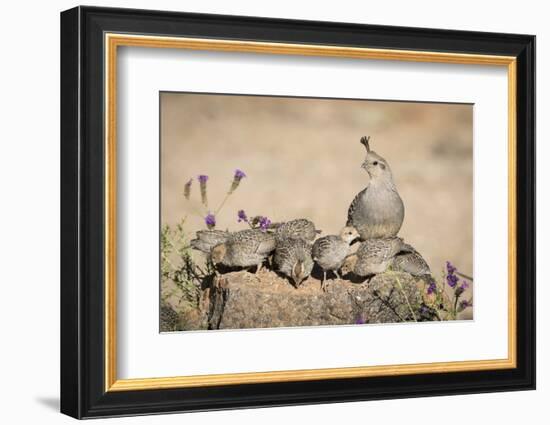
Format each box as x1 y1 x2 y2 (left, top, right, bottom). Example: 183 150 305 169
373 161 378 166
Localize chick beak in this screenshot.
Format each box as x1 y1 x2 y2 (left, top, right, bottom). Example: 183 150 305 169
293 276 304 288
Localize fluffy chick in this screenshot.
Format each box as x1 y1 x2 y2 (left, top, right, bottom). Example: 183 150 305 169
210 229 276 273
312 226 359 291
190 229 230 254
273 237 314 288
392 243 431 277
342 237 404 280
271 218 321 242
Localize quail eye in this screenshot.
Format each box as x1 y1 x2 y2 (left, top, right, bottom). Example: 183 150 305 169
373 161 378 166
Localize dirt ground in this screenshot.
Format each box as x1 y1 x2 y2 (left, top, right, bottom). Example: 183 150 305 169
160 92 473 314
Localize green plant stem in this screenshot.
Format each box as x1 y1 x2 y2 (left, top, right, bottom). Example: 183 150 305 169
395 276 418 322
184 203 207 220
214 191 232 216
456 271 473 281
453 295 459 319
161 253 180 274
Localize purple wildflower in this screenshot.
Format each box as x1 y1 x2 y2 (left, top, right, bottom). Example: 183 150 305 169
419 305 429 315
355 316 365 325
237 209 248 223
258 216 271 232
459 299 472 310
427 280 437 295
198 175 209 206
183 178 192 200
446 261 459 288
204 213 216 229
229 169 247 194
446 261 457 274
460 281 469 290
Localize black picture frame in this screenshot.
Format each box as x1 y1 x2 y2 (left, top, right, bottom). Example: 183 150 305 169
61 5 535 419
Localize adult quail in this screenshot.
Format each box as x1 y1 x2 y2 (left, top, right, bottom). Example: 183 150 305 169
273 237 314 288
346 136 405 240
312 226 360 291
270 218 321 242
342 237 405 280
189 229 230 254
210 229 276 273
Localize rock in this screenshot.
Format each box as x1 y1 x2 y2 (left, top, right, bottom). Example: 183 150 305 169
160 295 210 332
160 303 181 332
207 270 436 330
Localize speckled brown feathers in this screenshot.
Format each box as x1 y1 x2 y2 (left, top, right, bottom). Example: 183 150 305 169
312 226 359 290
211 229 276 271
271 218 320 242
343 237 404 277
274 237 314 287
392 243 431 276
190 229 230 254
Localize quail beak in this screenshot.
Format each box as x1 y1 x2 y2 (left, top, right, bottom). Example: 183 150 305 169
361 161 372 177
292 276 304 288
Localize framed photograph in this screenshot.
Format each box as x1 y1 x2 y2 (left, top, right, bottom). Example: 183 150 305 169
60 6 535 419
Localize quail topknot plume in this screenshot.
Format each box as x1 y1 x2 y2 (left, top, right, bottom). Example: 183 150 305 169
346 136 405 240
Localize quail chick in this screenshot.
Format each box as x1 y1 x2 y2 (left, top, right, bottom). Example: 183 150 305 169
346 136 405 240
392 243 437 294
190 229 230 254
392 243 431 277
342 237 404 280
210 229 276 273
274 237 314 288
270 218 321 242
312 226 360 291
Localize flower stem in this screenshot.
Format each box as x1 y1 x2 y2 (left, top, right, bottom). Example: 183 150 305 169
395 275 418 322
453 295 459 319
214 191 231 215
456 271 473 281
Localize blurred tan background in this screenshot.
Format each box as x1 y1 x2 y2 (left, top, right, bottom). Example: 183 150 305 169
161 92 473 278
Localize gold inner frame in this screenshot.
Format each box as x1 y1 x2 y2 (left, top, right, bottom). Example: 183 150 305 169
104 33 517 392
